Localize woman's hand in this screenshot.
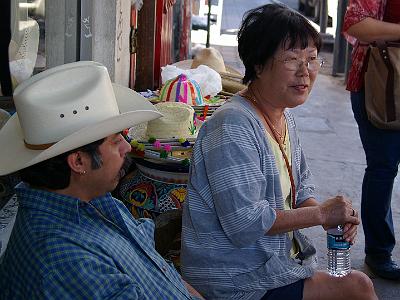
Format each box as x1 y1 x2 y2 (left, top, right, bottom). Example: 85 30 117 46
343 209 359 244
319 195 359 230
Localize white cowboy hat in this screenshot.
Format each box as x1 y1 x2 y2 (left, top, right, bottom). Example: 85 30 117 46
0 61 162 176
172 47 246 94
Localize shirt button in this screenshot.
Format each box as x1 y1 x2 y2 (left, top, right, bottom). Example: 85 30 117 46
162 266 167 273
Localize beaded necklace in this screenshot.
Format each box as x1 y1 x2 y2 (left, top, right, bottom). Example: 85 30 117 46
240 87 287 145
239 87 296 209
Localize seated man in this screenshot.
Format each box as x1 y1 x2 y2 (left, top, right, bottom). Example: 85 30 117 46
0 61 202 299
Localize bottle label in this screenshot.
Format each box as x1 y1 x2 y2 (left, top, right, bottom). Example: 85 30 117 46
327 233 350 250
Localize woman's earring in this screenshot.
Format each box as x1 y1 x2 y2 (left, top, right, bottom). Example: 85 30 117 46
80 170 86 175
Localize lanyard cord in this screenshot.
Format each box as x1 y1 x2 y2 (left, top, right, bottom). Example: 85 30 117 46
261 113 296 209
240 89 296 209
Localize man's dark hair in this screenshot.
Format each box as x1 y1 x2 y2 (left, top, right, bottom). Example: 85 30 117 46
238 3 322 84
19 138 105 190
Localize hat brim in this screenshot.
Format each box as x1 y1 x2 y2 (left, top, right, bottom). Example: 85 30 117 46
171 60 246 94
0 84 162 176
172 59 243 76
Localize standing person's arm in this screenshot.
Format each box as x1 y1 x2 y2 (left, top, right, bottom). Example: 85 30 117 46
347 17 400 43
344 0 400 43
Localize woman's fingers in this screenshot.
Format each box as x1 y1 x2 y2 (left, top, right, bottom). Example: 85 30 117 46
343 222 358 243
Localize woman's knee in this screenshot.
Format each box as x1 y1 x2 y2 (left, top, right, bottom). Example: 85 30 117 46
304 271 376 300
346 271 376 299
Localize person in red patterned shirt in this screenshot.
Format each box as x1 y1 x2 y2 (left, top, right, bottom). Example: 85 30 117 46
343 0 400 280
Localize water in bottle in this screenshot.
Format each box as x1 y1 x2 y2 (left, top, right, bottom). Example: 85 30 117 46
327 225 351 277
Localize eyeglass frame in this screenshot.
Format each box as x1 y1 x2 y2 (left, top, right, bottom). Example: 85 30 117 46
273 56 324 72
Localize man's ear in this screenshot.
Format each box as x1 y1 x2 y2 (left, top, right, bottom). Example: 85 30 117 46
67 152 86 174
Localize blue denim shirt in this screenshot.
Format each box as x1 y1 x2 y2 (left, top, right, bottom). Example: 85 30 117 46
0 183 194 299
181 95 317 300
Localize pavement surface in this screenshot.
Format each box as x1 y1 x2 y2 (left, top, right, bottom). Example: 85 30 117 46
194 0 400 298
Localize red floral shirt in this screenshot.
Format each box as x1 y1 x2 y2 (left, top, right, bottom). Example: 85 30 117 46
343 0 386 91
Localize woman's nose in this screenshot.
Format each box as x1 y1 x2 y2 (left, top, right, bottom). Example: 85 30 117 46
296 60 310 76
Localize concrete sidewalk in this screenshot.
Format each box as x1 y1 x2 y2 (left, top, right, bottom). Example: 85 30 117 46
192 0 400 298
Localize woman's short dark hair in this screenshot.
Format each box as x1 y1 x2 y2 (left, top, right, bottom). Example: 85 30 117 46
238 3 322 84
19 138 105 190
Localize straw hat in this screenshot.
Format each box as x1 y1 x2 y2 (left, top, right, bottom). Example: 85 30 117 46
128 102 198 141
146 102 197 139
159 74 204 105
0 61 162 176
173 47 246 94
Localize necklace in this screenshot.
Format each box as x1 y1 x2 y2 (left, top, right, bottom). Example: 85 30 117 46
239 87 296 208
267 115 286 145
240 88 287 145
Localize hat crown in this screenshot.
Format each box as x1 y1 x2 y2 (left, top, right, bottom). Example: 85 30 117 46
14 63 119 145
146 102 195 139
191 48 226 73
159 74 204 105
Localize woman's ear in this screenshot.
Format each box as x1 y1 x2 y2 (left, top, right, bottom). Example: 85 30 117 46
255 65 263 78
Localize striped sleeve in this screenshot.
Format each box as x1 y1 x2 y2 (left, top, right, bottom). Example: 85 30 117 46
295 146 316 206
286 113 315 206
198 110 276 247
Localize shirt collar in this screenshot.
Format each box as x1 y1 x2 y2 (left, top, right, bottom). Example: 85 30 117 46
15 182 113 224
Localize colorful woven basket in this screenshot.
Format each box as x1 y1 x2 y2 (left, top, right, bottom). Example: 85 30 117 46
159 74 204 106
119 161 188 220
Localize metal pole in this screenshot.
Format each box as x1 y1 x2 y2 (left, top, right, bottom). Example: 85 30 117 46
319 0 328 34
206 0 211 48
332 0 348 76
344 43 352 84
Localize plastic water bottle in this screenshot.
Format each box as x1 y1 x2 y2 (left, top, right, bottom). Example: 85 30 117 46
327 225 351 277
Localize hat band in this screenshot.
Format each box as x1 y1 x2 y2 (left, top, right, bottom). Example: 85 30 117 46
24 140 55 150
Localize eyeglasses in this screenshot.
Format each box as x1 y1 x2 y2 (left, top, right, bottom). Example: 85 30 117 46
275 56 324 72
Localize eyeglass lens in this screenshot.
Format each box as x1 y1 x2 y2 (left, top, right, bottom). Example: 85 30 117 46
286 59 323 71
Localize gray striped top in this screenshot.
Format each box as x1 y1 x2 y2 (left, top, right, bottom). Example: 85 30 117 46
181 95 318 300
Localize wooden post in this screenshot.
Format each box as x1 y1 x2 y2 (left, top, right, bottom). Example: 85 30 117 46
135 0 156 91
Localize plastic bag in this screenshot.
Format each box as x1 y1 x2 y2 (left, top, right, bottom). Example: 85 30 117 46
132 0 143 10
161 64 222 97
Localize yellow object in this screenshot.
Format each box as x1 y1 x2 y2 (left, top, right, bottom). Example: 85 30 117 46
266 125 299 258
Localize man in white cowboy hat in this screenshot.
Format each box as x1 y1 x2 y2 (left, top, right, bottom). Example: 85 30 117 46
0 61 203 299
